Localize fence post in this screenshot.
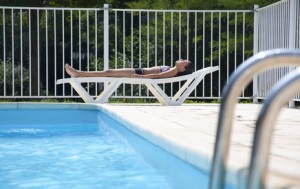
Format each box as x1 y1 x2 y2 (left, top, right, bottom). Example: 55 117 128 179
103 4 110 102
288 0 296 108
252 4 259 103
103 4 109 70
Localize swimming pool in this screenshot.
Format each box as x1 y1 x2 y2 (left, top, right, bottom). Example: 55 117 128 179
0 103 231 189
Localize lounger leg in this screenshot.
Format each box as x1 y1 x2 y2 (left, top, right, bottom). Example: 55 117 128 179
172 67 219 105
145 82 172 105
173 70 212 104
172 78 194 101
69 80 95 103
95 80 121 103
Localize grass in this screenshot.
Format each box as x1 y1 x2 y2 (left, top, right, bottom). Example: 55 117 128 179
0 98 221 104
109 98 159 104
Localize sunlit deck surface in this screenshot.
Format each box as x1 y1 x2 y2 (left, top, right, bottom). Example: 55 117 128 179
101 103 300 188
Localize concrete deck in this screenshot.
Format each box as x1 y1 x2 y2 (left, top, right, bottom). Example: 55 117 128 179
100 103 300 189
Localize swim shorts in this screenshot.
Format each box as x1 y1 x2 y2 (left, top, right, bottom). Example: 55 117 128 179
135 68 144 75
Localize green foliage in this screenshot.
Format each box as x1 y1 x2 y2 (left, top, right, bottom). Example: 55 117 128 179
0 61 30 96
109 98 159 104
0 0 278 10
0 98 15 102
40 98 60 102
211 99 221 103
217 0 280 10
239 99 252 104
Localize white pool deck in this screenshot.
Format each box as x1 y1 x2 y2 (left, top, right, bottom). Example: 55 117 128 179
1 102 300 188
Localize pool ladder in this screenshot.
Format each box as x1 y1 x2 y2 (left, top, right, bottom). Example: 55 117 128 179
209 49 300 189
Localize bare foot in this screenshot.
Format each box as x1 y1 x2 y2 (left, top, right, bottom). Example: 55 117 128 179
65 64 79 78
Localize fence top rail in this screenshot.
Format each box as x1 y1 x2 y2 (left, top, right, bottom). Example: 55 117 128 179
0 6 105 11
0 6 253 13
256 0 291 11
111 8 253 13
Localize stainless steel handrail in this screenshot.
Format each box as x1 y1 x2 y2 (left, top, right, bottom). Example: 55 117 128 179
248 68 300 189
209 49 300 189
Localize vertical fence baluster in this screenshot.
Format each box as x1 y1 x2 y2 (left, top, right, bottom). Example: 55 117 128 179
218 12 221 98
28 9 31 96
139 11 142 96
210 12 213 98
70 10 73 96
130 11 133 97
11 9 14 96
162 12 166 93
114 10 117 96
95 9 98 94
46 9 48 96
79 10 81 71
226 12 229 87
54 9 57 96
2 8 6 96
20 9 23 96
37 9 40 97
122 10 125 96
203 12 206 97
147 11 150 97
171 11 174 97
194 12 198 98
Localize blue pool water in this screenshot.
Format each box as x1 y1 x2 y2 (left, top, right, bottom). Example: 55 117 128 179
0 107 215 189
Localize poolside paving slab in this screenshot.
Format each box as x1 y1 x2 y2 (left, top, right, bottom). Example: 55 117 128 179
100 103 300 189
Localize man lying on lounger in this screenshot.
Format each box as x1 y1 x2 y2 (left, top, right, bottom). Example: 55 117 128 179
65 59 194 79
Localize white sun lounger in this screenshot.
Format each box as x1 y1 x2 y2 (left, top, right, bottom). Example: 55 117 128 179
56 66 219 106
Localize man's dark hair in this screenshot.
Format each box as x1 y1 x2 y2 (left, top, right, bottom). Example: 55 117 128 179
176 61 195 76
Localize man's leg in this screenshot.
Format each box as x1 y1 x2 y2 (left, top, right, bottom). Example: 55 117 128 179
65 64 135 77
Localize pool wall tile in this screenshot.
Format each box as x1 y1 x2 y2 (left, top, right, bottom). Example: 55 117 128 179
79 103 99 110
18 103 67 109
0 103 18 109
